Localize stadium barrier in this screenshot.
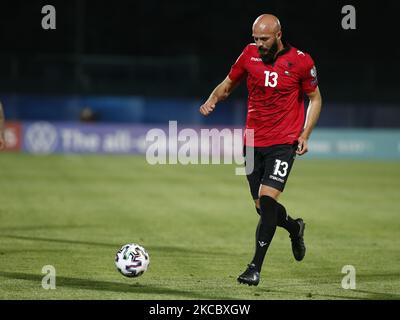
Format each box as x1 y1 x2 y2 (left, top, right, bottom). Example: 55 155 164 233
2 121 400 160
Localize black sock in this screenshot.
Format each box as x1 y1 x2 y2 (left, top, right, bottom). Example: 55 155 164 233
276 202 300 236
256 203 299 236
251 195 278 272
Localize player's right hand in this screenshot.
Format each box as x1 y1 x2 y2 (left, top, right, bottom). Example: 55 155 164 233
199 101 216 116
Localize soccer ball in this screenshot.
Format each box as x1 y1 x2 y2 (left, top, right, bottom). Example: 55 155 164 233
115 243 150 277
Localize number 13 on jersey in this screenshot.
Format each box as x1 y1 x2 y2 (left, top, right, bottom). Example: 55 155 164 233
264 71 278 87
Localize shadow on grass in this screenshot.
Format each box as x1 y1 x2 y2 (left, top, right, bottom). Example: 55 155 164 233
260 286 400 300
0 234 229 256
0 234 120 248
262 288 370 300
0 271 235 300
0 225 98 232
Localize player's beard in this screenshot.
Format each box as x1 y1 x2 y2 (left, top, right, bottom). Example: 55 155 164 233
259 39 278 65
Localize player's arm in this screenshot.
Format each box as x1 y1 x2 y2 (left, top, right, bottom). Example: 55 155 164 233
297 86 322 155
0 102 5 150
199 76 240 116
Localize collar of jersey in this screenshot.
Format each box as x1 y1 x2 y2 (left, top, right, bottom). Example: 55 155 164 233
276 42 292 58
264 41 292 66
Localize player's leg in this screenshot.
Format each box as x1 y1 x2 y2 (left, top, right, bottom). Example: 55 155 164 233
238 149 283 284
258 143 306 262
277 202 306 261
256 185 306 261
238 144 306 285
237 147 264 286
238 184 281 286
250 185 280 269
255 198 302 241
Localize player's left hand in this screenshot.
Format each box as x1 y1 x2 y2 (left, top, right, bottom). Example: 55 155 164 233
296 136 308 155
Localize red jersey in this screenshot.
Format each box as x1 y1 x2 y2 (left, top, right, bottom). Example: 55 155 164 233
228 43 318 147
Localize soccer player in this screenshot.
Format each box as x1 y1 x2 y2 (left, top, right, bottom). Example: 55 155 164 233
0 102 5 150
199 14 322 286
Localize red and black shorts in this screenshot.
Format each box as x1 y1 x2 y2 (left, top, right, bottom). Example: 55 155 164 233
244 143 298 199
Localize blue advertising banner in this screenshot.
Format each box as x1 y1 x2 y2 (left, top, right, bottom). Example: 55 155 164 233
22 122 149 154
307 129 400 159
19 121 400 160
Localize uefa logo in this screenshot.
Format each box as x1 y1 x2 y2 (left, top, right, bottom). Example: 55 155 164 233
25 122 58 154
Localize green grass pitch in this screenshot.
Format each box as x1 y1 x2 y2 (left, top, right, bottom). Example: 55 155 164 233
0 153 399 300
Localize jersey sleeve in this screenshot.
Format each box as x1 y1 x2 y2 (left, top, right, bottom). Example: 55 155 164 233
228 45 249 83
300 53 318 94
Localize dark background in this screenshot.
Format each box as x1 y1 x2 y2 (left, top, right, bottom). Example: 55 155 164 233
0 0 399 103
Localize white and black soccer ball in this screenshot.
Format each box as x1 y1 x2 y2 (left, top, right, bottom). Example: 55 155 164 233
115 243 150 277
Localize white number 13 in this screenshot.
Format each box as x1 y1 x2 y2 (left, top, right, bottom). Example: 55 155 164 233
273 159 288 177
264 71 278 87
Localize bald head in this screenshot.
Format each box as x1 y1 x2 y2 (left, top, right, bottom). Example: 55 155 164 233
252 14 281 34
252 14 284 64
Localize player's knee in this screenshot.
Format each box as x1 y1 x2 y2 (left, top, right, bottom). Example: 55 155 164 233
259 185 281 200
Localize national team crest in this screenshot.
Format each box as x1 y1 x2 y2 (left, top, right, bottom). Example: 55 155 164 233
310 66 317 78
